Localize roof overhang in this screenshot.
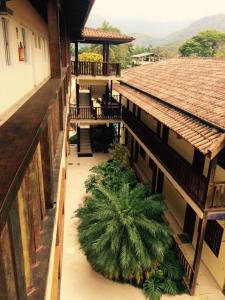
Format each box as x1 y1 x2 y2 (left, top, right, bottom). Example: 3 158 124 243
71 27 135 44
28 0 95 40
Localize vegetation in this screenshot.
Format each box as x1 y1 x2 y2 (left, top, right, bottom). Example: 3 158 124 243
179 30 225 57
76 143 185 299
78 52 103 62
69 134 77 144
108 141 130 169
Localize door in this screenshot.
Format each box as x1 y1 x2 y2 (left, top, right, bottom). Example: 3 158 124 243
183 204 196 243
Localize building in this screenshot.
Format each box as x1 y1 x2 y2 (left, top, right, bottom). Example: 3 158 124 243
0 0 93 299
0 1 225 300
113 59 225 295
70 37 225 295
131 52 160 66
70 28 133 156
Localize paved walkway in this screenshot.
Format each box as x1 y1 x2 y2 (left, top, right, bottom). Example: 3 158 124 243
60 147 225 300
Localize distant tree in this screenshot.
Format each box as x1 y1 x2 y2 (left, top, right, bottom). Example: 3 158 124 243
99 20 120 33
179 30 225 57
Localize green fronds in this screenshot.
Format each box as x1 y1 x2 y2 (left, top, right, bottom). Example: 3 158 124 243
76 158 184 296
143 279 162 300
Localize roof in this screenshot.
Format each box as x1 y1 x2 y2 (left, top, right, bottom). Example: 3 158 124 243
80 27 134 44
114 84 225 158
29 0 95 40
131 53 155 58
120 58 225 132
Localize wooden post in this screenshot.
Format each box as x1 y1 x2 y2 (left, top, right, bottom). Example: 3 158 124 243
76 81 80 107
151 163 157 193
204 156 218 208
47 0 61 78
58 88 64 130
77 126 80 153
134 140 139 163
193 149 205 174
40 123 54 208
190 213 208 295
75 42 78 75
9 200 27 300
156 124 168 192
130 136 134 162
61 16 68 68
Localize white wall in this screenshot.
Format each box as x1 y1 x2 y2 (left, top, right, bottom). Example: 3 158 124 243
0 0 50 116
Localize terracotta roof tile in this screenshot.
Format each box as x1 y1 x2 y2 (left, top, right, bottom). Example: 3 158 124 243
114 83 225 156
81 27 134 43
120 58 225 131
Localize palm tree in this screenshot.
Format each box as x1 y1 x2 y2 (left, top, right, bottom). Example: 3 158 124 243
76 181 172 284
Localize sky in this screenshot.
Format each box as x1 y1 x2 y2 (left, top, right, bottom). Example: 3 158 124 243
90 0 225 22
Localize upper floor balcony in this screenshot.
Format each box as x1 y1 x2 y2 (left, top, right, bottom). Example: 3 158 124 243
69 104 122 122
71 27 134 78
122 108 225 212
71 61 121 77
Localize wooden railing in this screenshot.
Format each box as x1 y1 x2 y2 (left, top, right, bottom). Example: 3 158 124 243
173 237 194 292
0 67 70 300
122 108 209 208
71 61 121 77
207 182 225 208
69 105 122 120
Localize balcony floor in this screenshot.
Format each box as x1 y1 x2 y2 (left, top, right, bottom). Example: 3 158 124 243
60 146 224 300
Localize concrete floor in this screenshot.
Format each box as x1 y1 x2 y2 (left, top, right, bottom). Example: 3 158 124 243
60 147 225 300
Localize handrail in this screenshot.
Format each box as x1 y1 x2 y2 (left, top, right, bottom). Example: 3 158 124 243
173 236 194 292
71 61 121 77
0 67 69 233
69 105 122 120
122 108 208 208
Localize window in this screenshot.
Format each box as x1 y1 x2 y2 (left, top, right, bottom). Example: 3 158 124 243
21 28 27 62
139 146 146 159
205 220 223 257
2 17 11 65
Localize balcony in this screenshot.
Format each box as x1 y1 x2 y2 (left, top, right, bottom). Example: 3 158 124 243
69 105 122 121
71 61 121 77
122 108 225 210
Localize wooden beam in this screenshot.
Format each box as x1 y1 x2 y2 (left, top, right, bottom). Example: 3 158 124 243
47 0 61 78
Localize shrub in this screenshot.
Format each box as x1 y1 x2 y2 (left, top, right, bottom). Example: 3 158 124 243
143 249 184 300
108 141 130 169
85 159 138 193
76 159 184 299
78 52 103 62
76 180 172 284
69 134 77 144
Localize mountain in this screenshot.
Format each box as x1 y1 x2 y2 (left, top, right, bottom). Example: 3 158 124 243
160 14 225 46
131 33 160 47
86 14 225 48
86 14 191 37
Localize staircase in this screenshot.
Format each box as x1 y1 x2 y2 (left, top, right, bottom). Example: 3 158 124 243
78 127 93 157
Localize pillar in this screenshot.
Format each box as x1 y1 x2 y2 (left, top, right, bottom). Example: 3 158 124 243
47 0 61 78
